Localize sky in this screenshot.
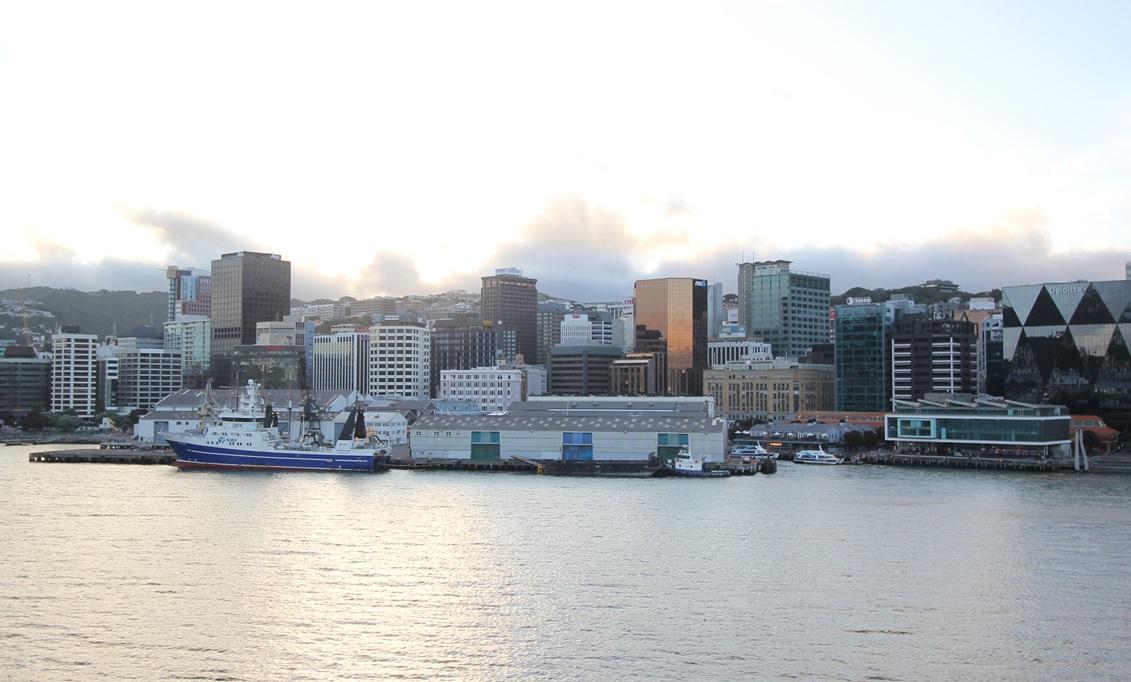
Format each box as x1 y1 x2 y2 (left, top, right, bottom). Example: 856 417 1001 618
1 1 1130 301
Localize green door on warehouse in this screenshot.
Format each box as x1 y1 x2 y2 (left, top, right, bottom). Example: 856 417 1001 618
470 431 501 460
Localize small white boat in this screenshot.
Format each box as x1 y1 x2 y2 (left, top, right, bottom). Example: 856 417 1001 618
731 443 778 461
793 448 843 465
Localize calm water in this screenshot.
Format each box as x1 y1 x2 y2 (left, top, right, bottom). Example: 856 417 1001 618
3 445 1131 681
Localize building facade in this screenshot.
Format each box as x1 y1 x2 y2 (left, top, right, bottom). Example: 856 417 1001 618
312 329 370 393
50 331 98 417
889 315 977 404
707 339 772 368
166 266 211 320
1001 279 1131 430
209 251 291 384
549 344 622 395
116 349 183 411
430 315 517 397
481 268 538 362
609 353 663 396
0 346 50 419
438 366 526 413
834 302 887 411
163 315 211 387
536 302 569 365
369 318 431 399
231 344 306 389
703 360 834 422
886 394 1071 460
738 260 830 360
633 278 708 395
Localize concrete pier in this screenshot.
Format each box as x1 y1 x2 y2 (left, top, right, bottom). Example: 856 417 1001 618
29 448 175 465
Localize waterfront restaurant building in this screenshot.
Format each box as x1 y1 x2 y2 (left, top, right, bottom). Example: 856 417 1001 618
409 397 726 462
885 394 1071 459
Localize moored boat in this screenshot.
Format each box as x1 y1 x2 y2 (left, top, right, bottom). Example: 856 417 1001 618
164 381 389 472
793 448 843 465
655 448 731 478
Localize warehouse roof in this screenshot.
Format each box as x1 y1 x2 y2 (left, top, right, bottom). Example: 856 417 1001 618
412 412 725 433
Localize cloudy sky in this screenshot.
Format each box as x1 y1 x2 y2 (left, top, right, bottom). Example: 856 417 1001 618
2 1 1129 300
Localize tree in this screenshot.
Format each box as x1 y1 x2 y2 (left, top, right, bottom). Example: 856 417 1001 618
47 412 82 432
862 430 878 448
842 430 864 450
20 409 49 431
126 408 148 427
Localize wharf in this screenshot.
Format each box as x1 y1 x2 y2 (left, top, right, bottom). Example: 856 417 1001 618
860 452 1060 471
1087 453 1131 474
388 458 540 473
29 448 175 465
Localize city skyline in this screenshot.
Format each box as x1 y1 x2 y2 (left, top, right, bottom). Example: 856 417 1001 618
2 3 1130 300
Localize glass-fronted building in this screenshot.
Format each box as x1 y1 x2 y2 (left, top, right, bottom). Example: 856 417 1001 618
886 395 1071 458
633 278 708 395
738 260 830 360
834 303 886 411
1002 279 1131 430
210 252 291 385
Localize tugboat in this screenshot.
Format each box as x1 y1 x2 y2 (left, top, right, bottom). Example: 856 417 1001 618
654 448 731 478
164 381 390 472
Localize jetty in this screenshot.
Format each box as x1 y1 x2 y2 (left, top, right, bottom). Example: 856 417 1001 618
859 451 1060 471
29 448 175 465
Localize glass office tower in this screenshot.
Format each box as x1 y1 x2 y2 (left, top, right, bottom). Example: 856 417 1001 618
633 278 708 396
1002 279 1131 430
210 252 291 384
834 303 886 411
738 260 830 360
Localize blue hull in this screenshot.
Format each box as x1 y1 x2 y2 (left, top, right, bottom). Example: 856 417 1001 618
167 439 383 472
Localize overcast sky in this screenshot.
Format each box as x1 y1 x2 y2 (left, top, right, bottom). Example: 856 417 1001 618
2 1 1129 300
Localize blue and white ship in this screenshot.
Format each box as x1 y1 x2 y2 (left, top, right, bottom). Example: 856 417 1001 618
164 381 390 472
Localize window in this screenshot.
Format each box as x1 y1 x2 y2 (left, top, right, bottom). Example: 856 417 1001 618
898 418 934 439
562 432 593 460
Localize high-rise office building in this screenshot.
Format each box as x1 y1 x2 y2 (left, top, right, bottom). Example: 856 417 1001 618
737 260 830 360
210 252 291 384
707 282 724 338
1002 278 1131 430
163 316 212 388
633 278 708 395
549 344 622 395
369 317 431 399
536 302 569 365
889 315 977 403
0 346 50 419
834 302 887 411
50 331 98 417
166 266 211 320
312 327 370 393
116 349 183 410
430 314 516 397
481 268 537 362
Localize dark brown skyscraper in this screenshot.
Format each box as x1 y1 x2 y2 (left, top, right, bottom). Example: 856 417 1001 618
481 268 538 363
210 251 291 384
633 278 708 395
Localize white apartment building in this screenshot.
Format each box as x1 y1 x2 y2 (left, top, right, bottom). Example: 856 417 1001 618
708 339 772 368
50 332 98 417
312 329 370 393
369 319 431 399
164 316 211 380
522 365 547 396
439 367 525 413
117 349 183 410
560 313 594 345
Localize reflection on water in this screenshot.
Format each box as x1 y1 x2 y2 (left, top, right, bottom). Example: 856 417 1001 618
3 445 1131 681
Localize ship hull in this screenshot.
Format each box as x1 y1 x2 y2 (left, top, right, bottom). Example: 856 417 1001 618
167 439 385 472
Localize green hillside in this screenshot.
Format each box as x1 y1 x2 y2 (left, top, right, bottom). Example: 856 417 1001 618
0 287 168 339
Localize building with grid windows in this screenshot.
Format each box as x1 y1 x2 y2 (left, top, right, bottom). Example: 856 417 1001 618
369 318 431 399
438 366 525 413
209 252 291 385
481 268 538 362
703 359 834 422
430 314 516 397
312 327 370 393
51 331 99 417
834 302 887 411
738 260 830 360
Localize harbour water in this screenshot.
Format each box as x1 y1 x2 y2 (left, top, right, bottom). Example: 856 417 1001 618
3 444 1131 681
